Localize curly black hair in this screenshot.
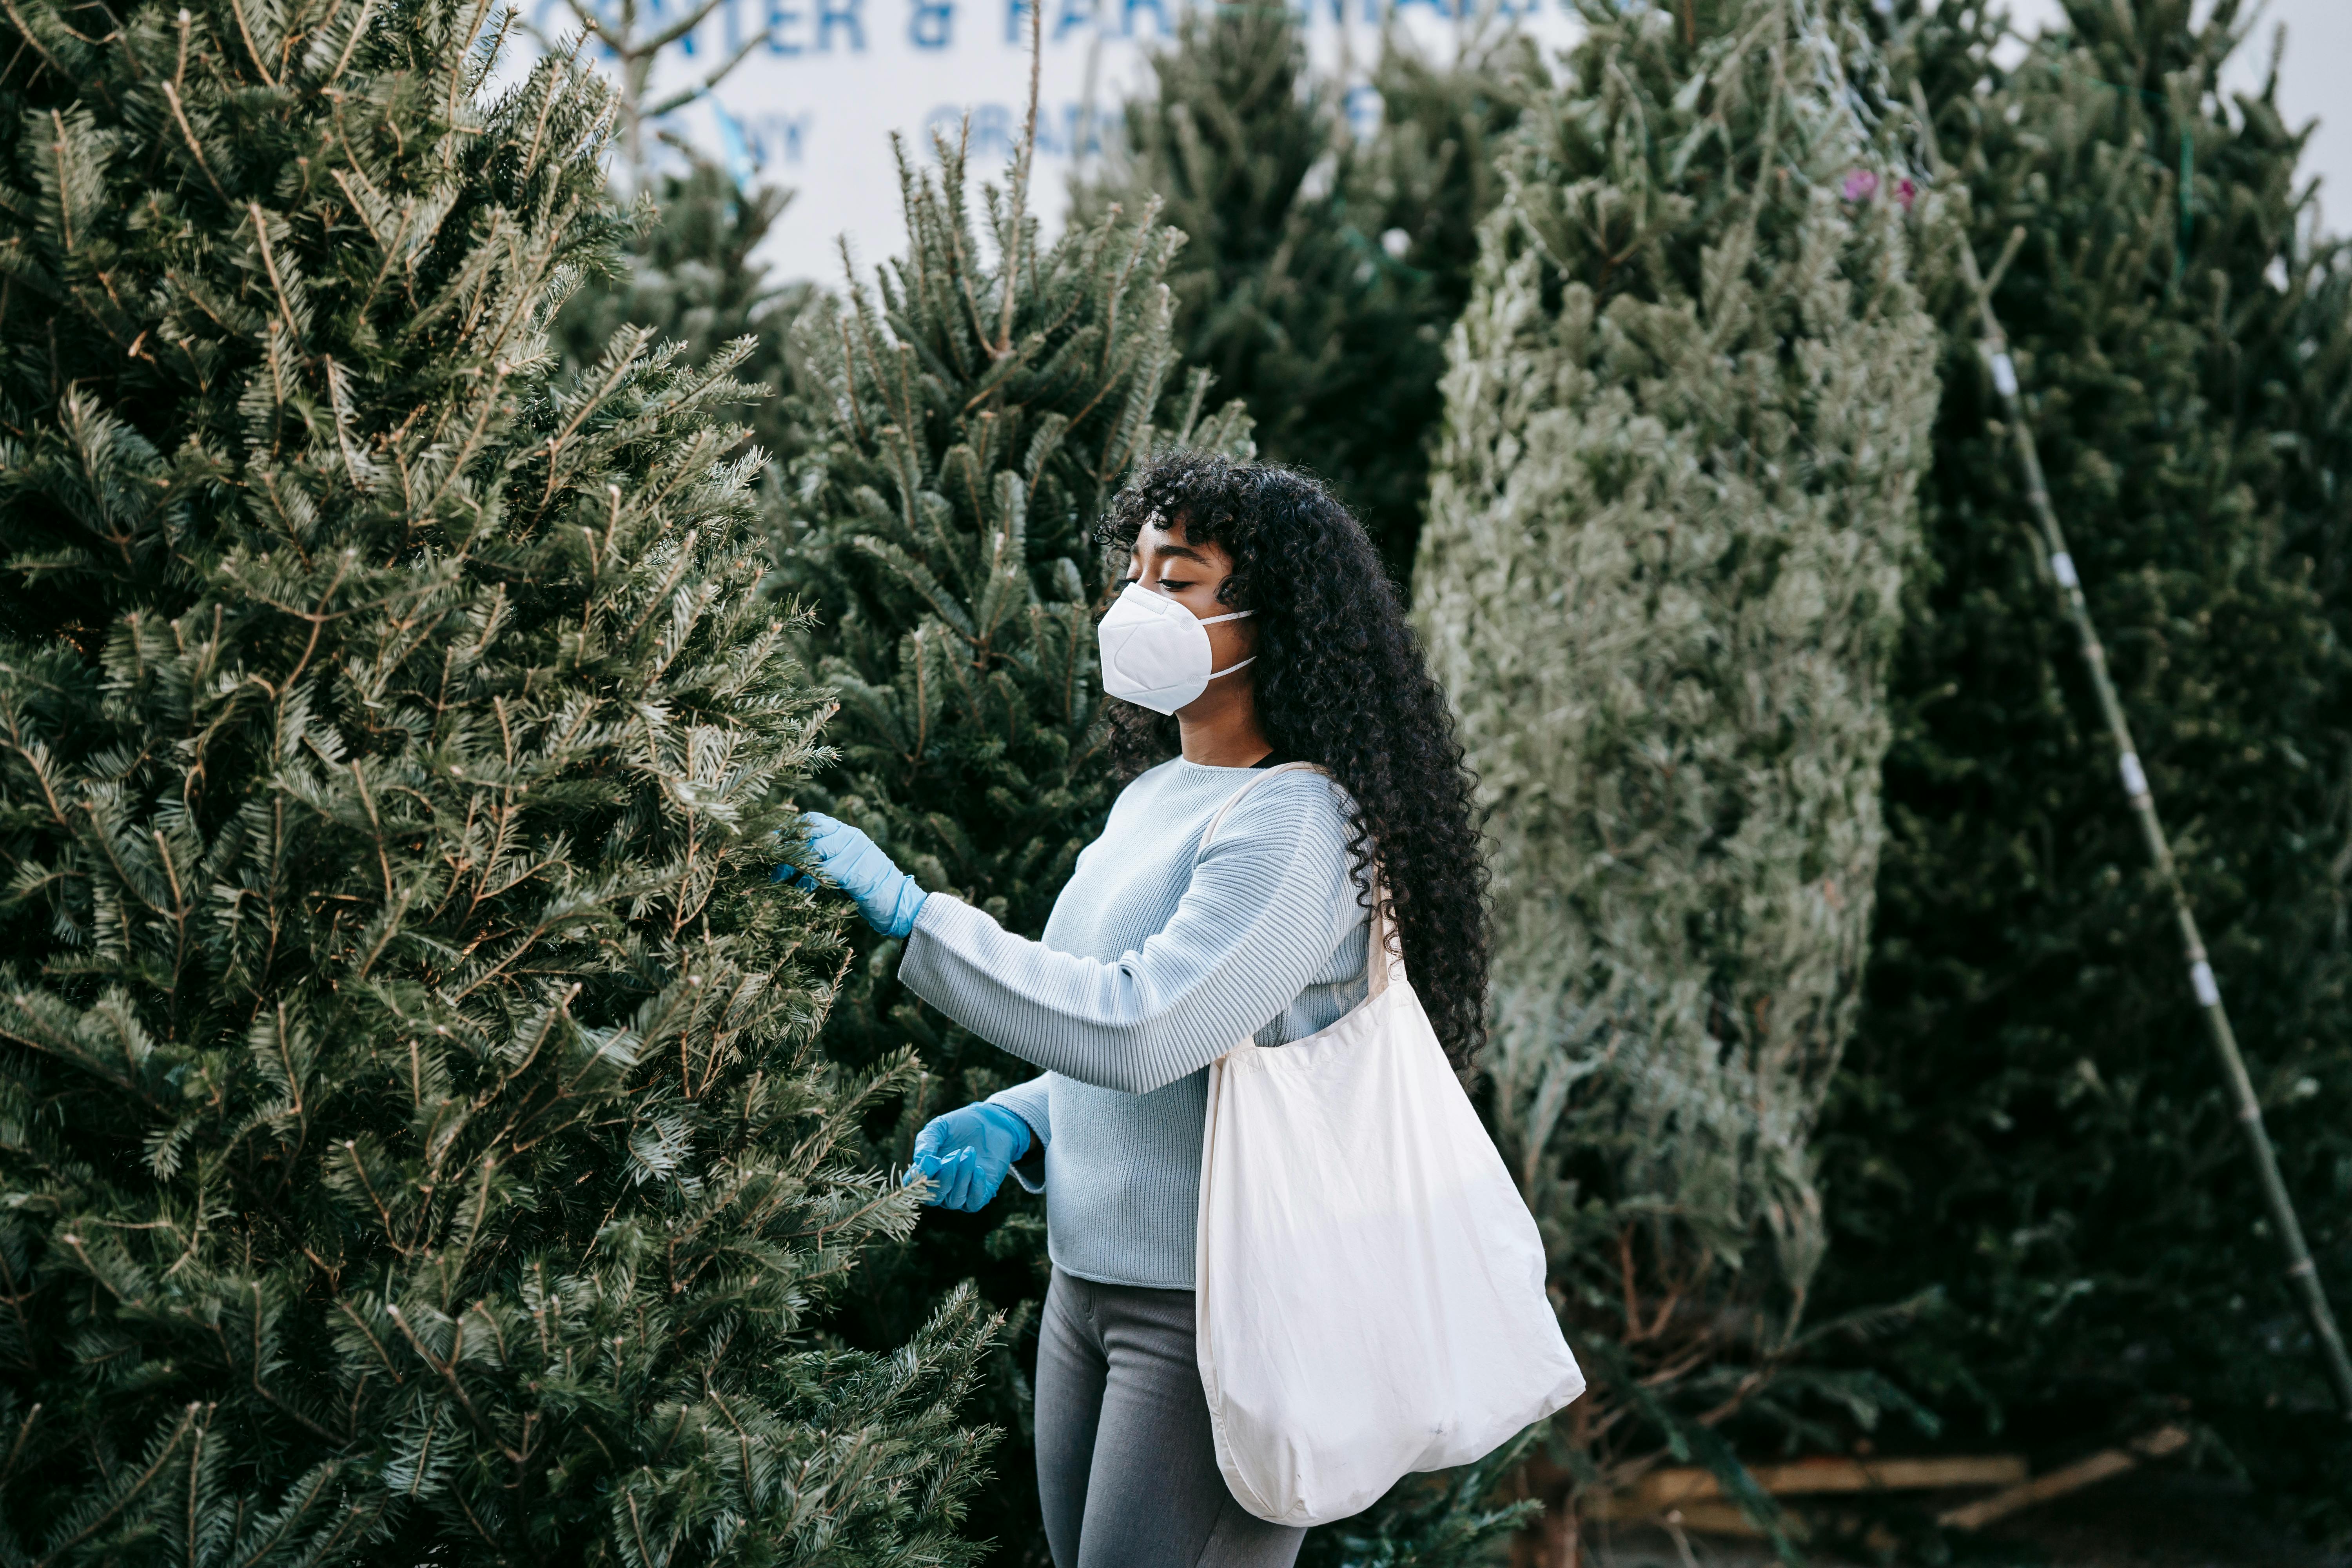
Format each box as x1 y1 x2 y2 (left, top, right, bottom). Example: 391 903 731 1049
1097 452 1491 1068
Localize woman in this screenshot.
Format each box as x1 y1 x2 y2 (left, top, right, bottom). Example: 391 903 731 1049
792 453 1489 1568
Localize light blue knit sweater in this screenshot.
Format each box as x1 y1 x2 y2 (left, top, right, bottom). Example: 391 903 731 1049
896 757 1370 1289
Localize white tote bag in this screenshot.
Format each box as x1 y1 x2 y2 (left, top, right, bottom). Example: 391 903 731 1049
1194 764 1585 1527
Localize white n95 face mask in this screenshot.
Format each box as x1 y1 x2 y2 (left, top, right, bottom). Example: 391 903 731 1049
1098 583 1255 715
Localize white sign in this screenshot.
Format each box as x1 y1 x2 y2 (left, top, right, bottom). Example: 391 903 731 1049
531 0 1587 284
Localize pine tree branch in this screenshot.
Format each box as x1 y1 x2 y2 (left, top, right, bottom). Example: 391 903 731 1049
0 0 57 79
441 0 499 131
336 1142 412 1259
992 0 1044 359
0 1401 39 1491
831 309 869 445
149 827 191 1003
324 0 376 82
517 42 591 186
640 28 764 122
452 1481 501 1544
164 13 230 205
226 0 278 86
224 1297 343 1443
541 329 652 508
27 1403 201 1568
621 527 700 650
931 125 998 356
246 204 308 348
383 1303 523 1462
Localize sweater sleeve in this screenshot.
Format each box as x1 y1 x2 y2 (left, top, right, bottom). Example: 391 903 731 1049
987 1076 1051 1194
896 775 1364 1096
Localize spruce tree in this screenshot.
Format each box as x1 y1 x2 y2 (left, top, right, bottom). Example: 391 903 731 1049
0 2 997 1561
1818 0 2352 1530
1077 10 1526 580
772 128 1248 1562
1414 0 1938 1534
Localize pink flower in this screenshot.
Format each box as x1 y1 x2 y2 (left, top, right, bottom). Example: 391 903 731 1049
1896 177 1917 211
1842 168 1880 202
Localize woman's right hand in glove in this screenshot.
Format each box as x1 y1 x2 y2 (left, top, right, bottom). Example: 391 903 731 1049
906 1102 1032 1212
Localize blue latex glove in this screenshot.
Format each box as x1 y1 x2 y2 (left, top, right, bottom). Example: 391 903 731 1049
904 1102 1033 1212
775 812 927 938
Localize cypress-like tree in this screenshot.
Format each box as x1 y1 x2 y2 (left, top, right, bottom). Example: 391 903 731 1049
773 128 1249 1563
1415 0 1938 1541
0 2 997 1561
1818 0 2352 1530
1077 9 1527 580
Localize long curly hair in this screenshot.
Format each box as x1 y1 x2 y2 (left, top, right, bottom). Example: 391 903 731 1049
1098 452 1490 1068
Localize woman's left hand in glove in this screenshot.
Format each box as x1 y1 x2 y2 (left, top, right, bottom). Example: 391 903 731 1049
774 813 928 938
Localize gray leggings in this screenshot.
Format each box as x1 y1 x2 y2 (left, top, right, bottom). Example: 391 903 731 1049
1035 1266 1306 1568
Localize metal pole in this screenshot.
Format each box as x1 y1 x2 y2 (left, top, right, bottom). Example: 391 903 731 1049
1909 82 2352 1420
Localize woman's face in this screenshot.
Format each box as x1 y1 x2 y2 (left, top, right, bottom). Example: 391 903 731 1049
1123 517 1258 682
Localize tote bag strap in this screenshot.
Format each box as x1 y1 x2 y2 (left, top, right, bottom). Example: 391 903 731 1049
1198 760 1324 849
1197 762 1405 998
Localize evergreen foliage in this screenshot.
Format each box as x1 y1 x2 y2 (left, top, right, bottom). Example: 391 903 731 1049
772 130 1249 1562
1077 9 1527 580
531 0 767 182
1415 0 1939 1516
557 160 811 479
1819 0 2352 1531
0 2 997 1561
1292 1430 1542 1568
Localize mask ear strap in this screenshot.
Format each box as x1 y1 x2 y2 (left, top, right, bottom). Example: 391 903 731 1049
1201 605 1252 679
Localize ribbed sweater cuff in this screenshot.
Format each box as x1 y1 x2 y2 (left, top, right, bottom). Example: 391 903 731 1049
988 1077 1051 1195
906 888 984 955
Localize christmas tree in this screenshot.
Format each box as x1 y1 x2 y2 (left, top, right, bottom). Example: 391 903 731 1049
0 1 998 1561
1415 0 1938 1543
1818 0 2352 1531
1077 9 1528 580
772 118 1249 1562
